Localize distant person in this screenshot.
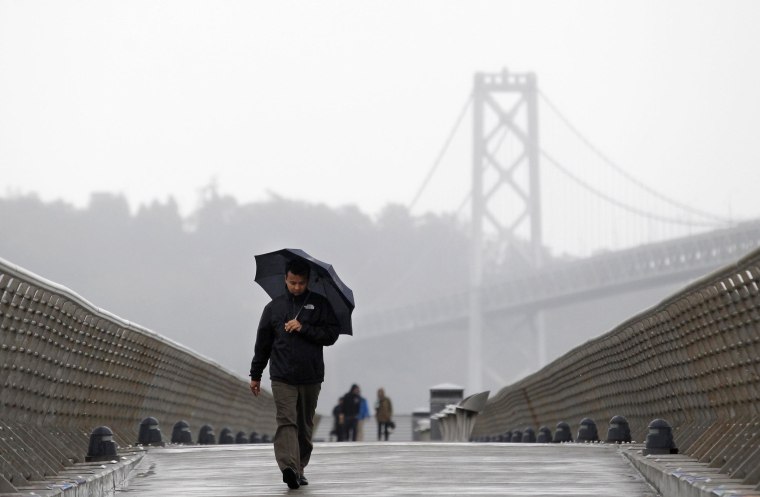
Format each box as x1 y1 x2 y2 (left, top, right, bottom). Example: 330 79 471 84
341 384 362 441
249 259 340 489
356 388 371 440
375 388 394 441
331 398 345 442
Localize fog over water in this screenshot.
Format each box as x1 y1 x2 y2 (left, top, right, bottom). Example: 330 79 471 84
2 1 760 415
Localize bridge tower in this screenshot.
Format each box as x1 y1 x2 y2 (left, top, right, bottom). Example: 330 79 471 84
469 68 544 392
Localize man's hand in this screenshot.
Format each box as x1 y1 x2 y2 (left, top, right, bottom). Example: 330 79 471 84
284 319 302 333
250 379 261 397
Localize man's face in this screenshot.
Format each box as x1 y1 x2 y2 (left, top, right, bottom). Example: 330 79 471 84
285 271 308 296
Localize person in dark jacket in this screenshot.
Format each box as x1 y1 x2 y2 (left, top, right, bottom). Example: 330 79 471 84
250 259 340 489
331 397 345 442
340 384 362 441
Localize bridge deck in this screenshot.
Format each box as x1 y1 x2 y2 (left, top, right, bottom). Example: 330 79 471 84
114 442 658 496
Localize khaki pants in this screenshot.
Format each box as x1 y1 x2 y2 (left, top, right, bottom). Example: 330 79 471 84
271 381 321 474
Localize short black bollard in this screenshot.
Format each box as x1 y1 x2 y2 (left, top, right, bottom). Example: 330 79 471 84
536 426 553 443
138 417 164 446
553 421 572 443
171 420 193 444
511 430 523 443
576 418 599 442
502 431 513 442
522 427 536 443
606 415 632 444
219 427 235 445
249 431 262 443
235 431 249 444
198 424 216 445
643 419 678 455
85 426 118 462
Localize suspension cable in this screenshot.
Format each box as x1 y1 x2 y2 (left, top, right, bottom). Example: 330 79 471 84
541 149 723 228
539 90 734 225
408 93 473 211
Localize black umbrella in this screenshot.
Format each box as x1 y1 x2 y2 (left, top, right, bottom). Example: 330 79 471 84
254 248 355 335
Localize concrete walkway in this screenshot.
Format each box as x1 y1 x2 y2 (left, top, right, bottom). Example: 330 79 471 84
114 442 659 496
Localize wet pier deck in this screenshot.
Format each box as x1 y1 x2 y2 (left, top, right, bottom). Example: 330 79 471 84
114 442 659 496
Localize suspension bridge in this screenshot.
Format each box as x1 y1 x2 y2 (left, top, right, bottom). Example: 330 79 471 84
322 68 759 418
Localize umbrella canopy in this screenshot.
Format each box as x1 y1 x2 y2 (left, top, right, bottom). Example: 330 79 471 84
254 248 355 335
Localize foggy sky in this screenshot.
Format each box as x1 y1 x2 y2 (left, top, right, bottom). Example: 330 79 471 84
2 1 760 250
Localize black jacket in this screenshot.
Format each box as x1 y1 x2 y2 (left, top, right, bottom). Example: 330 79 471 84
341 391 361 419
250 290 339 384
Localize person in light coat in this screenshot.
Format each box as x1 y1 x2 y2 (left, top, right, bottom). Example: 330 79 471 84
375 388 394 441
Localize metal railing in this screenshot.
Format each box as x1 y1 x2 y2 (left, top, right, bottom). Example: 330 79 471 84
472 245 760 486
0 256 275 489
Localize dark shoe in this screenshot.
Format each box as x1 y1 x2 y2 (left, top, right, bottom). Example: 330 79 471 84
298 474 309 486
282 467 300 489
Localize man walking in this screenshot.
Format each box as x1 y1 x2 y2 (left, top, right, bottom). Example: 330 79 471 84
250 259 340 489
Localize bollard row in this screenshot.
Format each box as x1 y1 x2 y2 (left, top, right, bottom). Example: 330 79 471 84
133 417 272 447
472 416 676 454
472 246 760 488
83 417 274 463
0 257 277 492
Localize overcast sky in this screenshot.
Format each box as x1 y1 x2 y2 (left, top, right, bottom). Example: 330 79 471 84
2 1 760 255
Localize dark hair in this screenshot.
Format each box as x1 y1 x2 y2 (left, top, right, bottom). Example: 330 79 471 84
285 259 311 278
